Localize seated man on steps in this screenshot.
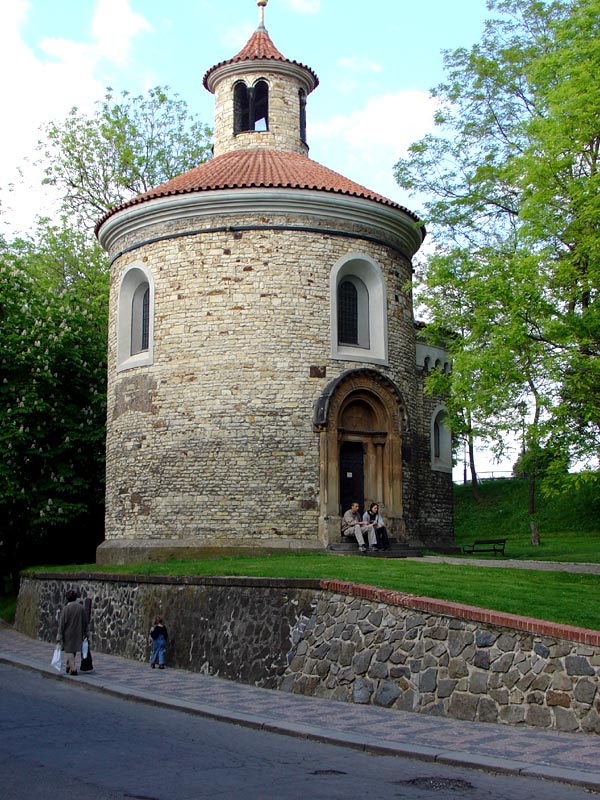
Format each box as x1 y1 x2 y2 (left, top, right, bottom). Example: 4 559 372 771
342 502 378 552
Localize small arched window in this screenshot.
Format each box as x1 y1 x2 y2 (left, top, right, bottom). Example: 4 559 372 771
253 80 269 131
431 407 452 472
233 79 269 133
299 89 307 143
233 81 250 133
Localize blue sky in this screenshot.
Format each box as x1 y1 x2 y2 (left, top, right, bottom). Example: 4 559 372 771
1 0 491 232
1 0 513 478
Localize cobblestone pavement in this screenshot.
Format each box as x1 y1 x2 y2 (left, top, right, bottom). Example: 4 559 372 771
1 622 599 792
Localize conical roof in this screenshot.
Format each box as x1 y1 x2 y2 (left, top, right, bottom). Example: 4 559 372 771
95 149 422 234
203 25 318 93
97 8 423 243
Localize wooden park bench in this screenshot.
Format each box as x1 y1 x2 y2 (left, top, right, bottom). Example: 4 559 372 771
462 538 507 556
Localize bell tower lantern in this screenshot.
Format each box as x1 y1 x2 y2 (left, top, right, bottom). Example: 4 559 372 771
203 0 318 157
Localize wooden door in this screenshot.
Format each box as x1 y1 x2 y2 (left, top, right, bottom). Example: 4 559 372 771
339 441 364 515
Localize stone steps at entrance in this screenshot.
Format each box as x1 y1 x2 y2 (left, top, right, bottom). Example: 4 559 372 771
327 539 421 558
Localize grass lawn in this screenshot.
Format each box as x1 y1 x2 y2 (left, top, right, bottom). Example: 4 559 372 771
7 478 599 632
453 478 600 561
29 551 600 632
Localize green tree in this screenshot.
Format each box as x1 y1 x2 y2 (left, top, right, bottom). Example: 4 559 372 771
514 0 600 474
39 86 212 229
395 0 600 530
1 85 213 583
0 224 108 589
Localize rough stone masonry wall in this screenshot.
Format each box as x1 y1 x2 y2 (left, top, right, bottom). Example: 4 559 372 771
104 217 422 548
212 68 309 157
282 581 600 735
16 574 320 688
412 378 454 546
15 574 600 735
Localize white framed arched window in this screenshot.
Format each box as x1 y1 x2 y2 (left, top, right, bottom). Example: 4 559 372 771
330 253 388 365
431 405 452 472
117 261 154 372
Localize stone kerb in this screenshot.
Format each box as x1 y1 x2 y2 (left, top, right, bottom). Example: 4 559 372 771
279 580 600 735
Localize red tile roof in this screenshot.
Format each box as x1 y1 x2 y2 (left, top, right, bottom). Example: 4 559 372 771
203 28 318 92
96 149 421 231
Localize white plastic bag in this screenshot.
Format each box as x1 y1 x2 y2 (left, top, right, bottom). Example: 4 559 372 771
51 645 62 672
81 638 89 659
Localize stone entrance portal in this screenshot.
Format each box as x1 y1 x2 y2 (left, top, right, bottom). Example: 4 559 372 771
315 369 408 545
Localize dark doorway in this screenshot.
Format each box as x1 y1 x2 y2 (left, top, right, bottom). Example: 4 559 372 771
339 441 364 515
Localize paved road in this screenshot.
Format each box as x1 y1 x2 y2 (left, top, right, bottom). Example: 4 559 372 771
1 623 599 794
2 662 598 800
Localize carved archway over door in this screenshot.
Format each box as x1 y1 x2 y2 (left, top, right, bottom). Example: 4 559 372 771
315 369 408 545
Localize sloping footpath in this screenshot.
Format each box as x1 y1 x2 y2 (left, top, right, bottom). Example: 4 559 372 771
407 556 600 574
1 621 599 792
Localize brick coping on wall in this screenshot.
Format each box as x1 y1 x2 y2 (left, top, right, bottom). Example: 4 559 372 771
24 571 600 646
320 579 600 647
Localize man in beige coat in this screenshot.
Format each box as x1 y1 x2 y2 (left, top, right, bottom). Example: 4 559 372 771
57 590 89 676
341 502 378 552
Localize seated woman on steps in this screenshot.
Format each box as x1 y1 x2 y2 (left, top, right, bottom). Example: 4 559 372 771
363 502 391 551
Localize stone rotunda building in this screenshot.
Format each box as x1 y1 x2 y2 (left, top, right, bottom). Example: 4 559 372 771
96 2 453 564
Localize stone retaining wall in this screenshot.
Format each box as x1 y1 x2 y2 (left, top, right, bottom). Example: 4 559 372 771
285 581 600 735
15 573 600 734
16 573 320 687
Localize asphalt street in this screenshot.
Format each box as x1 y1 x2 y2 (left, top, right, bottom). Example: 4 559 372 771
2 622 600 797
2 663 597 800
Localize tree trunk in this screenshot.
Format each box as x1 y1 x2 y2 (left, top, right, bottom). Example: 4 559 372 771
528 470 541 545
530 517 541 546
468 434 483 502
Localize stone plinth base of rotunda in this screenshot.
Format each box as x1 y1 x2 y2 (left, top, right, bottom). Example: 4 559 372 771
96 537 326 566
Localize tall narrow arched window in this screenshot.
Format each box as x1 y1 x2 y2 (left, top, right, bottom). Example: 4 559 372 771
234 81 249 134
131 283 150 355
117 262 154 372
431 407 452 472
299 89 307 143
338 280 358 345
253 80 269 131
337 276 369 348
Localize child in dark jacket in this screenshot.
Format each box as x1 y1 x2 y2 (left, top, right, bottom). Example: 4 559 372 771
150 616 168 669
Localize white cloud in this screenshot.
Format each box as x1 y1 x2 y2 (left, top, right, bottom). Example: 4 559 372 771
0 0 152 234
312 90 437 155
222 22 255 52
91 0 152 66
337 56 383 73
309 90 438 206
284 0 321 13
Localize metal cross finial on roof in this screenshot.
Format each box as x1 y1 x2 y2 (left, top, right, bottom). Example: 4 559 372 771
257 0 268 30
